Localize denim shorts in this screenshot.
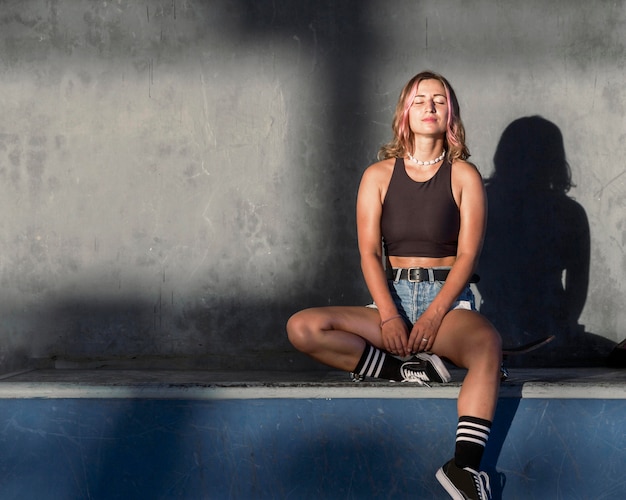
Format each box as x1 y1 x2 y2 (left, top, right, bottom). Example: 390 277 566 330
367 268 476 325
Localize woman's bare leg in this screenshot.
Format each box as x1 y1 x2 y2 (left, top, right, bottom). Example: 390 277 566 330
431 309 502 420
286 306 383 371
432 309 501 496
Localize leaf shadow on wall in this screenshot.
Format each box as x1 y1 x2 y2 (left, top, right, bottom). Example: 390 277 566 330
476 116 614 366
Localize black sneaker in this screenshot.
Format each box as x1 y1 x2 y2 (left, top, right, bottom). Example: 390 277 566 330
400 353 451 384
436 459 491 500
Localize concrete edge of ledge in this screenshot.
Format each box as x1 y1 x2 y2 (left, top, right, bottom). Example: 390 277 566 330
0 382 624 400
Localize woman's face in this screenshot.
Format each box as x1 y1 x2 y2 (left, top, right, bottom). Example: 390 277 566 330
408 78 448 138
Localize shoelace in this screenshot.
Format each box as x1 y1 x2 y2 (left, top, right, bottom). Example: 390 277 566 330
400 367 431 387
468 468 492 500
349 372 364 383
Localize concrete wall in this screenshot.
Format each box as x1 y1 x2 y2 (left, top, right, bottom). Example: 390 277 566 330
0 0 625 372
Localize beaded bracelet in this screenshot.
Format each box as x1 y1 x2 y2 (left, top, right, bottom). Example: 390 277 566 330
380 314 402 328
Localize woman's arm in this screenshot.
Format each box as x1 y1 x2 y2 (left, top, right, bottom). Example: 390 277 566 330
356 161 410 355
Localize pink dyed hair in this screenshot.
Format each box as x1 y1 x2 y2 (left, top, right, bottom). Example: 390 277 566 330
378 71 469 162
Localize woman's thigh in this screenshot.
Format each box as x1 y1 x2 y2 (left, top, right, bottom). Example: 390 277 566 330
431 309 502 368
290 305 385 347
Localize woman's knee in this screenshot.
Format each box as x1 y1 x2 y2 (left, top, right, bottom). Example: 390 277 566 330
479 322 502 353
466 325 503 377
286 309 323 352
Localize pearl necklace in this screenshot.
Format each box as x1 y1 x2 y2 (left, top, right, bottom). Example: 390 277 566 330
407 149 446 166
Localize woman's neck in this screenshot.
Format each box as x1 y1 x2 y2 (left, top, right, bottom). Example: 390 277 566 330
410 137 445 159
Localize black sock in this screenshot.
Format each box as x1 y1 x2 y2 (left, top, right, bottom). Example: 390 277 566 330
353 344 402 381
454 416 492 470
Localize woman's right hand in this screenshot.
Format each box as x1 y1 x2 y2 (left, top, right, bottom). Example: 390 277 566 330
380 316 409 357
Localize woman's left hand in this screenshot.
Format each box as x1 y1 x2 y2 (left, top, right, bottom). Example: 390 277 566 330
407 313 442 353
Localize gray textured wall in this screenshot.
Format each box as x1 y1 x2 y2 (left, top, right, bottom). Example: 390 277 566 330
0 0 624 372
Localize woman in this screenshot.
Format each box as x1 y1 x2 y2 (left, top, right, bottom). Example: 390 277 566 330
287 71 501 500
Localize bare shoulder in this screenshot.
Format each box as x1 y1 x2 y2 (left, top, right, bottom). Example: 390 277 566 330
450 159 485 206
358 157 396 205
451 159 482 177
360 157 396 185
363 157 395 176
451 159 484 186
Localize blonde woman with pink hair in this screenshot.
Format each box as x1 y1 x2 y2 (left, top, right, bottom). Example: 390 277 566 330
287 71 501 500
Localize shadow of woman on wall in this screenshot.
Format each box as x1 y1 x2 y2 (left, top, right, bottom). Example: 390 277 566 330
477 116 612 367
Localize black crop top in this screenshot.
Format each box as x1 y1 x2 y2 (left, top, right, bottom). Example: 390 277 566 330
381 157 460 258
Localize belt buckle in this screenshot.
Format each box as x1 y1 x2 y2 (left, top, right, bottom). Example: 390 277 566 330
407 267 423 282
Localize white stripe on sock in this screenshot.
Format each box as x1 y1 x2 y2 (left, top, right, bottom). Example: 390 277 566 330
457 421 490 446
458 421 491 434
456 436 488 447
365 349 381 377
360 345 374 375
457 428 490 440
372 352 385 378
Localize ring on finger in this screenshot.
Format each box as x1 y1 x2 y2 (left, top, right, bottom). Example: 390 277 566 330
421 338 428 343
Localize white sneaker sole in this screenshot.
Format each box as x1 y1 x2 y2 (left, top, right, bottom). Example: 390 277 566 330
435 467 465 500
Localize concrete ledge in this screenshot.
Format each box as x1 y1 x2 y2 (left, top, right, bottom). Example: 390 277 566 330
0 367 625 399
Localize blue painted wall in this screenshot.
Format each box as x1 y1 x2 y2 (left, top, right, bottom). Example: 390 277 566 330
0 397 624 499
